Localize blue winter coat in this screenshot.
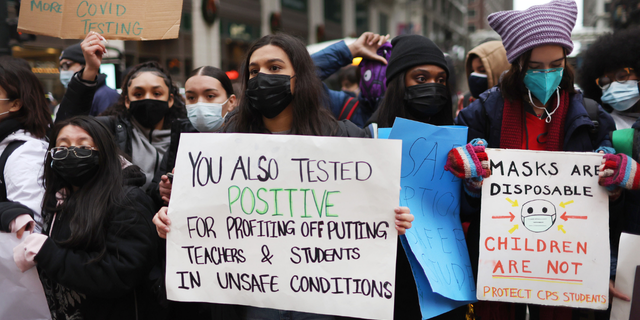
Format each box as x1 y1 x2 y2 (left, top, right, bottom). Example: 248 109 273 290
311 41 376 128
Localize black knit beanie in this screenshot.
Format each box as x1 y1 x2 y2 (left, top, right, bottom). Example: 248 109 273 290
386 35 449 82
59 43 85 64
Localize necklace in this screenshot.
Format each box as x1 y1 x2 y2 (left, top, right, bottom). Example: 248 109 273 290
528 88 560 123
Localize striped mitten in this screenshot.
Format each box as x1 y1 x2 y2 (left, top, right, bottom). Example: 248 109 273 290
599 153 640 191
445 138 491 197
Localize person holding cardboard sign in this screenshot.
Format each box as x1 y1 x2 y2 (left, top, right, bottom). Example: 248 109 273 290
153 32 414 320
447 1 617 319
55 31 187 194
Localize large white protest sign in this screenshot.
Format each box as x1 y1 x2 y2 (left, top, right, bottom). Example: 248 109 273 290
166 133 402 319
477 149 609 309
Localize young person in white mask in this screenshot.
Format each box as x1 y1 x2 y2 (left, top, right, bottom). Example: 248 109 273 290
150 66 237 208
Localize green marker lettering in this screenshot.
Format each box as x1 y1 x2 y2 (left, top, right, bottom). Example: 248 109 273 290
325 191 340 217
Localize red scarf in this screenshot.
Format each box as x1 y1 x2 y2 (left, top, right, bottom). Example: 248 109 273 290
500 90 570 151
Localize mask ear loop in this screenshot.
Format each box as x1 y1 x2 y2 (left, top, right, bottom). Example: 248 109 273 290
527 87 561 123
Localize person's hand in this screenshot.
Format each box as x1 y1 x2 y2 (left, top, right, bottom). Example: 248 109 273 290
445 138 491 179
16 223 31 239
610 279 631 302
80 31 107 81
153 207 171 239
159 168 174 204
348 32 390 65
395 207 413 236
599 153 640 192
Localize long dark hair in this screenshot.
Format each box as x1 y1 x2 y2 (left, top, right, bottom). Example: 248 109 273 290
101 61 186 129
0 60 52 138
42 116 126 262
375 72 453 128
500 49 576 102
189 66 235 98
227 33 337 135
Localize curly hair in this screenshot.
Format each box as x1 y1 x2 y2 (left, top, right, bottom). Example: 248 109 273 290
100 61 186 129
579 27 640 105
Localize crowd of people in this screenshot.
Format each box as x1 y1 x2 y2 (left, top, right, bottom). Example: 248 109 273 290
1 0 640 319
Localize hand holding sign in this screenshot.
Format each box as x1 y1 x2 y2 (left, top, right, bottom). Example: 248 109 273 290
80 32 107 81
153 207 171 239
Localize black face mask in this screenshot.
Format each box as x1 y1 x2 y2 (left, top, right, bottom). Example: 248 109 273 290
129 99 170 128
468 73 489 99
245 73 294 119
51 151 100 187
404 83 450 118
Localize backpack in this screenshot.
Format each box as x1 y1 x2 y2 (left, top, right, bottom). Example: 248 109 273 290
0 140 26 201
338 97 359 121
359 42 392 105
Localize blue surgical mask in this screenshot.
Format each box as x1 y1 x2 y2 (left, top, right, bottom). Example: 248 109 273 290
186 99 229 132
523 68 564 104
601 80 640 112
59 70 74 88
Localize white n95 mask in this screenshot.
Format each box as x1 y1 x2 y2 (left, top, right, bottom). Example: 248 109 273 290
186 99 228 132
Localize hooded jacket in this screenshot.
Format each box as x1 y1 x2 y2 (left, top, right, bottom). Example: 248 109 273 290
465 41 511 89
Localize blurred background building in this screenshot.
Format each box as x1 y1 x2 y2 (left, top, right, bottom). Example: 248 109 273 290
2 0 639 102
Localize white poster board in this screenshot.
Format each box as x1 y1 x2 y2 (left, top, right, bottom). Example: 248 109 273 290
166 133 402 320
611 233 640 320
477 149 610 310
0 233 51 320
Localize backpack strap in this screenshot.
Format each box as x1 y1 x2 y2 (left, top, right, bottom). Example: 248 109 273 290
338 97 359 121
582 97 600 138
0 140 26 202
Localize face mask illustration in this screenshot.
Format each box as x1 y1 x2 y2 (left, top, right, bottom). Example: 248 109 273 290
521 199 556 233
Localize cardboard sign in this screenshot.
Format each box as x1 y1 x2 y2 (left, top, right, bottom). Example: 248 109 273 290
477 149 610 310
166 133 402 320
17 0 183 40
611 233 640 320
386 118 476 318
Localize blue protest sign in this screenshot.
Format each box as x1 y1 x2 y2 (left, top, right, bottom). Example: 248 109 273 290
388 118 476 319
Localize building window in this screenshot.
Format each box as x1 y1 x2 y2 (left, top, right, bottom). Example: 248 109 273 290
355 0 368 35
468 9 475 17
282 0 307 12
379 13 388 35
324 0 342 23
468 24 476 33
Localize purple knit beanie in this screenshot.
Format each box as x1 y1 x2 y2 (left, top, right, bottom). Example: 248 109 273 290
488 0 577 64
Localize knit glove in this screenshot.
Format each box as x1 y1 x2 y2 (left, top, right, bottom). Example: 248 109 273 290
599 153 640 193
445 138 491 198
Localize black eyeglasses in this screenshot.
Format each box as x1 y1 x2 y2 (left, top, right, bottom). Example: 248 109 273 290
596 68 635 90
50 146 96 160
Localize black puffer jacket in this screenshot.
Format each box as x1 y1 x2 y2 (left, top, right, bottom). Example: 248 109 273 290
35 166 159 320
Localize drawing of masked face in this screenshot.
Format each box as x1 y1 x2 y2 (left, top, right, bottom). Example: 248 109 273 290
521 200 556 232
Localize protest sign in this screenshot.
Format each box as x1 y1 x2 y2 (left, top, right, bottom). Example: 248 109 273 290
387 118 476 319
611 233 640 320
166 133 402 320
17 0 183 40
477 149 609 309
0 233 51 320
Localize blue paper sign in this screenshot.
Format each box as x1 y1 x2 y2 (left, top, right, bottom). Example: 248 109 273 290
388 118 476 319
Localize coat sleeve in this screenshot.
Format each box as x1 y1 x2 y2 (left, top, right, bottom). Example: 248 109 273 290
34 188 158 298
56 70 99 123
311 41 353 80
594 104 616 149
4 139 47 229
454 98 489 144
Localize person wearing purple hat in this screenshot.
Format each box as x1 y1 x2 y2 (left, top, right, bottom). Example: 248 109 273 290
445 1 618 319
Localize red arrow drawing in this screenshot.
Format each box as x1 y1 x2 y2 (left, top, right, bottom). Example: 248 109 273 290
560 212 588 221
492 212 515 222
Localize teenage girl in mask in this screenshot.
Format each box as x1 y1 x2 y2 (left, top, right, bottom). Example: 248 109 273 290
364 34 467 320
152 66 237 206
14 116 157 320
153 33 414 320
56 32 186 191
0 59 51 237
445 1 617 319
